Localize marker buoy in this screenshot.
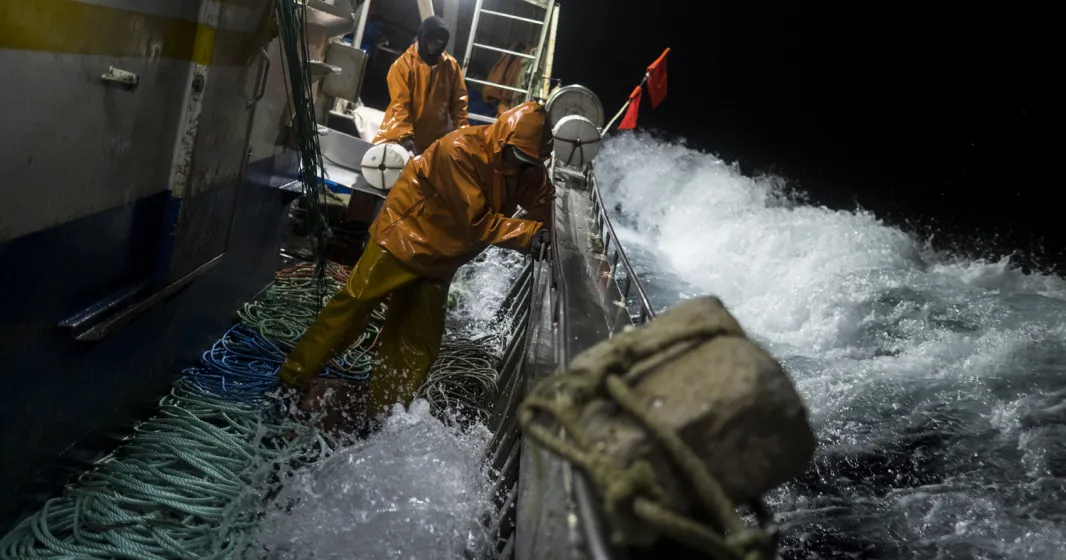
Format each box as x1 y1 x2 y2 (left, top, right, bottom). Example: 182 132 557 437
552 115 602 168
360 143 411 191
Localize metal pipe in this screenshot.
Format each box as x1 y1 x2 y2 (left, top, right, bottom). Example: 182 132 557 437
524 0 556 103
416 0 433 20
442 0 460 54
540 3 560 98
461 0 485 74
472 42 537 59
480 8 544 25
465 77 527 94
352 0 370 50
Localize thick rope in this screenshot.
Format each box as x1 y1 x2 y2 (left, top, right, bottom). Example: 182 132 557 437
3 256 516 558
0 381 322 560
233 263 390 392
519 355 776 559
416 334 503 424
0 260 383 558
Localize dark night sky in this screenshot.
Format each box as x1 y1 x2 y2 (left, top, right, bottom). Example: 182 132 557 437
553 1 1061 269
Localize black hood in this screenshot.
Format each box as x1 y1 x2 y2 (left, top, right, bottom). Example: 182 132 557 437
416 16 449 65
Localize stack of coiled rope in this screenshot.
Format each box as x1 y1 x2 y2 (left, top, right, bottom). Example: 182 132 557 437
0 381 329 559
0 258 515 559
416 335 503 424
0 263 374 558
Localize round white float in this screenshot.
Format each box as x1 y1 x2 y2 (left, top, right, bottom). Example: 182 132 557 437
552 115 603 168
360 142 411 191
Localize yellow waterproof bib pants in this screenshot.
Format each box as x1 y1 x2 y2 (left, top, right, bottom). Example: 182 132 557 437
278 241 450 417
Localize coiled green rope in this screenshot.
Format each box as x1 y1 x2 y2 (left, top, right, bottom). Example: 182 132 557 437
1 257 516 559
0 381 323 560
237 261 387 378
417 335 503 424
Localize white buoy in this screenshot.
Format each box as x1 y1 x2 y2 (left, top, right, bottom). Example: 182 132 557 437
360 143 411 191
552 115 602 168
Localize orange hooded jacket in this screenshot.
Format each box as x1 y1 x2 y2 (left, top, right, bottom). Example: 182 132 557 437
373 42 470 154
369 102 555 279
482 43 534 116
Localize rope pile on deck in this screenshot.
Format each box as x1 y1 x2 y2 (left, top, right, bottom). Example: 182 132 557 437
0 259 511 559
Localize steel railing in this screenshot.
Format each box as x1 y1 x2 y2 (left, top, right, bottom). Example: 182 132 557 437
545 163 659 560
587 167 657 325
489 162 658 559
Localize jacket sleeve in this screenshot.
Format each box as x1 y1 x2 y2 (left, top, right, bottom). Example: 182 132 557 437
376 60 415 143
434 147 541 251
516 170 555 227
451 61 470 129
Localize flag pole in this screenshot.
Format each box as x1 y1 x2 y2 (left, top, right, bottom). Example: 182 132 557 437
602 73 649 135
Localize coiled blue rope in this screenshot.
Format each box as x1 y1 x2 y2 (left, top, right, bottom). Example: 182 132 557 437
185 261 388 402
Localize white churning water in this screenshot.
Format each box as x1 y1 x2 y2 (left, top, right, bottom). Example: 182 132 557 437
244 249 525 560
596 132 1066 560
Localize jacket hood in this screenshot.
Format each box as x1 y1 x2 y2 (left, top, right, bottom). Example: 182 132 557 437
485 102 554 164
416 16 449 64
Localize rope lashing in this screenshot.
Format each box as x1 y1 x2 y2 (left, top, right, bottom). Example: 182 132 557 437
556 135 602 168
518 326 778 560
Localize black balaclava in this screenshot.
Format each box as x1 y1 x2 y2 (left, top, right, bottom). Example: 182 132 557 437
416 16 449 65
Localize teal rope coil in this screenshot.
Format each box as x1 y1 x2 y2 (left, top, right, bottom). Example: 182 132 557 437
416 335 502 424
1 258 517 559
0 261 379 559
0 381 323 560
236 262 388 380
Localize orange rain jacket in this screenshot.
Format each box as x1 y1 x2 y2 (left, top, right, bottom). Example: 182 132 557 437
369 102 555 279
373 43 470 154
482 44 534 116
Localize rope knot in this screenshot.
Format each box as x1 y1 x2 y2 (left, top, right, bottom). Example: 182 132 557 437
594 457 663 547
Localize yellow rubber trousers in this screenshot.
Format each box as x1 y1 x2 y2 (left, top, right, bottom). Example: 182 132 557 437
278 242 450 418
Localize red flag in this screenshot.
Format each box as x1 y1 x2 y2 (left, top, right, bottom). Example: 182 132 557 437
617 86 643 130
646 48 670 108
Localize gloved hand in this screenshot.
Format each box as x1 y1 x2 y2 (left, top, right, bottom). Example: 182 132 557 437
399 137 418 156
528 229 551 260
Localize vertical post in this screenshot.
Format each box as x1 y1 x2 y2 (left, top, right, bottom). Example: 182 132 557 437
442 0 460 55
416 0 434 20
461 0 485 75
352 0 371 50
524 0 556 102
540 3 560 98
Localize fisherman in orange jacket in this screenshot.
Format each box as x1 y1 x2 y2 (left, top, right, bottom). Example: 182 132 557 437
279 102 554 420
373 16 469 155
482 42 534 116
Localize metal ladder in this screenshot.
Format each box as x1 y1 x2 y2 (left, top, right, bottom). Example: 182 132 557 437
461 0 556 123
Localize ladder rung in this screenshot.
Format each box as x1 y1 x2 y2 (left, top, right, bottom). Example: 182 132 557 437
478 9 545 26
465 77 528 95
468 113 498 124
472 43 537 60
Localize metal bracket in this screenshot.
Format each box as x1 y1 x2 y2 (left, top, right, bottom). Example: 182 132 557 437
101 66 139 90
58 254 224 342
247 47 270 108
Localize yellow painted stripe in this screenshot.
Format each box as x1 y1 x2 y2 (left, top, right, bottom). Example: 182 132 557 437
0 0 266 66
